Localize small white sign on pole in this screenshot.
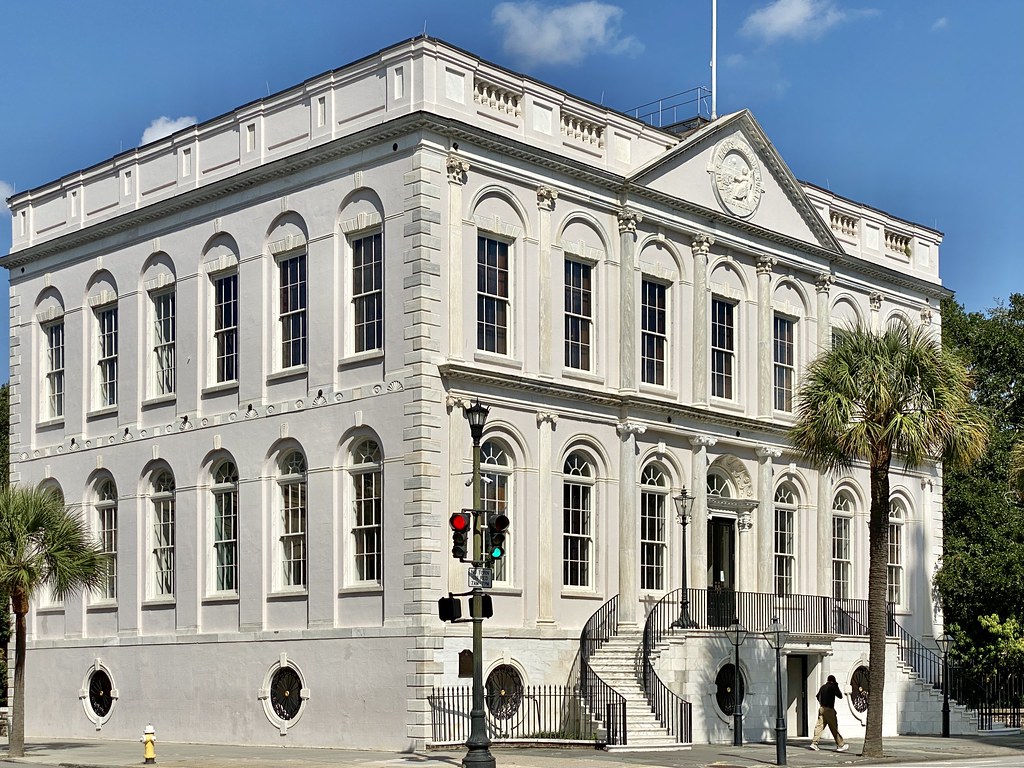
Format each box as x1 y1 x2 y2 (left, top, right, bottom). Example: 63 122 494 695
468 567 493 590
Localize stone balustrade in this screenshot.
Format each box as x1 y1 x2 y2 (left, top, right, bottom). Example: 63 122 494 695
561 110 604 148
473 77 522 118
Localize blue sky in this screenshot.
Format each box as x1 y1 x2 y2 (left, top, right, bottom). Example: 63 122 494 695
2 0 1021 383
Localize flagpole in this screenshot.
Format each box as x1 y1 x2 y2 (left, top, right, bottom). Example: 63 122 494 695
711 0 718 120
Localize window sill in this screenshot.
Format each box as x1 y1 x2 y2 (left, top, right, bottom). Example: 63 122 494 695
268 588 308 600
141 597 176 608
202 381 239 397
710 397 745 414
35 605 64 614
338 584 383 596
141 394 176 409
202 592 239 605
486 586 521 596
560 589 603 600
266 366 308 384
562 368 603 385
639 384 678 399
36 417 65 430
86 406 118 420
338 349 384 369
472 351 523 370
87 600 118 612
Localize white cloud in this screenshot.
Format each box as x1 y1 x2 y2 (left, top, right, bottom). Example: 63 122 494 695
0 180 13 216
492 1 643 67
140 115 197 146
931 17 949 31
741 0 868 44
724 53 748 69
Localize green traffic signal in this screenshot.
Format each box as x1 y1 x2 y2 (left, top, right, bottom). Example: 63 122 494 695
487 513 510 560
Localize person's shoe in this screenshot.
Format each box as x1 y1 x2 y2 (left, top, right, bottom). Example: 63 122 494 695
837 743 849 752
808 743 819 750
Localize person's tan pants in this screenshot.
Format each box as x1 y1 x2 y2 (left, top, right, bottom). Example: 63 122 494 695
812 705 846 747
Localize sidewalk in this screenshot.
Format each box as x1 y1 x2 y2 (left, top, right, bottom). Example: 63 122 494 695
2 735 1023 768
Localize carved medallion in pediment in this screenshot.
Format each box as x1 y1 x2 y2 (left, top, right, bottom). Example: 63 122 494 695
709 136 763 219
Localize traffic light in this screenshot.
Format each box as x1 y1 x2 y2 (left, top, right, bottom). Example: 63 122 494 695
449 511 472 560
486 514 510 561
438 595 462 623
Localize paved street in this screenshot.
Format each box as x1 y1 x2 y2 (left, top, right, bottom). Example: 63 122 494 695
0 734 1022 768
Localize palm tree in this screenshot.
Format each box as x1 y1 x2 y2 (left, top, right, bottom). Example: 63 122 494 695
789 322 988 757
1010 440 1024 498
0 486 105 757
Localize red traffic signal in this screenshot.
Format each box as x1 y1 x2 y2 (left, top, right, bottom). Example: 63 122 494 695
449 511 472 532
450 511 472 560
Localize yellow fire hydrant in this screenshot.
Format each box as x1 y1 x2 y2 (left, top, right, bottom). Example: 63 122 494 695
141 723 156 764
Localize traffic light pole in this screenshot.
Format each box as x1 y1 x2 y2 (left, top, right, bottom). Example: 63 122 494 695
464 416 494 768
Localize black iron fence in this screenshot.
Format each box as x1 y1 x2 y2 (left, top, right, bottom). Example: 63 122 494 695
580 594 627 745
428 685 600 744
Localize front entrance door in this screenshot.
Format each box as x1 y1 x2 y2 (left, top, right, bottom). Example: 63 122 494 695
707 517 736 627
787 654 809 737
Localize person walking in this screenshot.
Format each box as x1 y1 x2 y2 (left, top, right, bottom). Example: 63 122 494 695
809 674 849 752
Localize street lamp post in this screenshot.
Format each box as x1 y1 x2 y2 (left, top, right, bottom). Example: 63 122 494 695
463 399 494 768
764 616 789 766
726 617 747 746
672 487 696 628
935 629 953 738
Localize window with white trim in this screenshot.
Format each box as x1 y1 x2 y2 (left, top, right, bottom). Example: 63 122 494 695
151 289 176 396
774 483 796 597
350 439 382 584
711 297 735 399
888 501 904 605
279 451 307 589
212 460 239 593
707 472 732 499
150 471 175 597
640 463 668 591
481 440 512 584
96 305 118 408
832 491 853 600
564 259 592 370
96 479 117 600
352 232 383 353
641 279 666 386
562 452 594 588
213 271 239 383
477 236 510 355
43 320 65 419
773 314 795 412
278 252 307 368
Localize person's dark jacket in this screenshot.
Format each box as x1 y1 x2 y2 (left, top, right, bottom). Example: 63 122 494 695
816 680 843 709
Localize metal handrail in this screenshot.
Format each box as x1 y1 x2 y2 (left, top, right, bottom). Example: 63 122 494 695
641 587 693 742
579 595 627 746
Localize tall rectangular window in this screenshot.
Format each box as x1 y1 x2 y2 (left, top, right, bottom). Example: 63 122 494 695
151 472 176 597
564 260 592 370
774 315 795 412
888 517 903 605
279 453 307 588
152 290 176 396
96 480 118 600
711 298 735 399
352 232 383 353
832 516 851 600
213 272 239 383
774 485 796 597
351 440 383 584
212 461 239 592
44 321 65 419
481 440 512 584
640 465 667 591
279 253 307 368
477 236 509 354
562 453 594 588
96 306 119 408
641 280 666 386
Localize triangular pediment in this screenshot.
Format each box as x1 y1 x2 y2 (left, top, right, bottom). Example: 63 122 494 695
629 110 841 252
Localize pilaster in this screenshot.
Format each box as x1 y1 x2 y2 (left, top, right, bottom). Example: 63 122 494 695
817 469 832 598
617 419 646 625
691 235 713 405
445 154 469 360
536 411 558 623
756 255 776 419
617 209 642 392
815 272 833 354
688 434 717 589
869 291 883 331
537 187 558 377
755 446 782 593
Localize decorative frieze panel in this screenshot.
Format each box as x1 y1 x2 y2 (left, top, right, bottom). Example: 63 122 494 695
561 110 604 148
473 77 522 118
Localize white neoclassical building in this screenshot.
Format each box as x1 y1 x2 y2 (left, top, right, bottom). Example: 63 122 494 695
3 37 961 749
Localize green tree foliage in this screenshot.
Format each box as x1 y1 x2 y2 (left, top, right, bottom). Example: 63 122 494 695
935 295 1024 672
0 486 105 756
0 383 8 710
789 322 988 757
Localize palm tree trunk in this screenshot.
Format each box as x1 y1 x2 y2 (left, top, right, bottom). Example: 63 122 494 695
9 605 25 758
864 457 891 757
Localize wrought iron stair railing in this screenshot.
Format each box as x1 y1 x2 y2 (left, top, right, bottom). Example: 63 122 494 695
640 587 693 743
579 594 627 745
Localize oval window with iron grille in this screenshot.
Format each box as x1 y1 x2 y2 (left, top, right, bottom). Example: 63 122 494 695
88 669 113 718
715 663 745 715
270 666 303 721
851 666 870 712
485 664 524 719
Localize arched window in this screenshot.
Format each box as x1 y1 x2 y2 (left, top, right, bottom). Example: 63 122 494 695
278 451 307 589
151 470 176 597
96 479 118 600
888 500 905 605
212 460 239 593
707 471 732 498
640 463 668 591
562 451 595 588
832 491 854 600
774 483 797 596
350 439 382 584
481 440 512 584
